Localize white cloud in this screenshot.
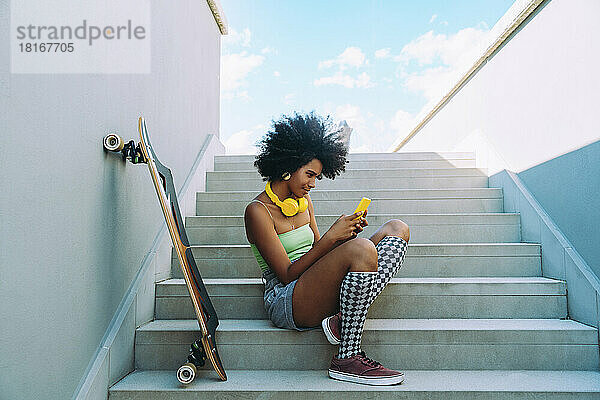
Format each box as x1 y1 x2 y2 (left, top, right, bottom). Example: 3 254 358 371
319 47 366 70
385 108 419 151
223 27 252 48
333 104 365 128
329 104 370 152
403 65 459 103
394 30 442 65
395 26 489 67
374 48 391 59
221 51 265 97
314 71 374 89
314 73 353 88
220 27 274 99
223 124 266 155
390 109 416 134
429 14 437 24
323 104 401 153
354 72 373 88
385 23 493 148
393 24 491 102
374 119 386 132
222 90 251 101
315 47 375 89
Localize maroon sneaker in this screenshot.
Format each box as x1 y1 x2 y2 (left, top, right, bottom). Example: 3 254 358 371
328 351 404 385
321 312 341 345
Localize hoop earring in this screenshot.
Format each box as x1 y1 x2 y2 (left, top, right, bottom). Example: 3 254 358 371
281 172 291 181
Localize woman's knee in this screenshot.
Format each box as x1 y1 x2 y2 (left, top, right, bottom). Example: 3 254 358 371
345 237 378 272
383 219 410 242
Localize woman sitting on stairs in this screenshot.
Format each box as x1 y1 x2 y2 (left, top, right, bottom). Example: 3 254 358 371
243 112 410 386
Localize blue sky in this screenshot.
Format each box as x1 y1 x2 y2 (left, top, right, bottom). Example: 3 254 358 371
219 0 515 154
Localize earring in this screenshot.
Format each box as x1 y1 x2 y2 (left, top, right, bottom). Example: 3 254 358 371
281 172 291 181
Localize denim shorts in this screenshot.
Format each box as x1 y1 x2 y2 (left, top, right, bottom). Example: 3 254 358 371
262 270 317 331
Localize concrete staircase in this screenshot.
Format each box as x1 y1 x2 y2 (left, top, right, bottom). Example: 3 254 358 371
110 152 600 399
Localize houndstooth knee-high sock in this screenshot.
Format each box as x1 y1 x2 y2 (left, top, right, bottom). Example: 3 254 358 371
371 236 408 302
338 271 376 359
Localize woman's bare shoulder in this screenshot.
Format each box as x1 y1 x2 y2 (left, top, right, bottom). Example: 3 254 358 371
244 195 273 243
245 193 272 225
245 200 265 217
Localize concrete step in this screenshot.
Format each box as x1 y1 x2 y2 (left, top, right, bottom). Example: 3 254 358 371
197 194 503 215
134 319 598 371
155 277 567 320
110 369 600 400
171 243 542 279
198 188 502 202
184 214 521 245
214 158 478 171
206 168 489 191
214 152 476 163
209 168 488 181
207 176 488 191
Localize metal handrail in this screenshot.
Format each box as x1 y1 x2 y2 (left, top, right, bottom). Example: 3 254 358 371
207 0 228 35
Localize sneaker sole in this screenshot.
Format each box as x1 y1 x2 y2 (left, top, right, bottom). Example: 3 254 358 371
321 317 340 345
328 369 404 386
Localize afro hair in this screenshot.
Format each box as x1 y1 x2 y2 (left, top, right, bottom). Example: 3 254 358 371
254 112 348 182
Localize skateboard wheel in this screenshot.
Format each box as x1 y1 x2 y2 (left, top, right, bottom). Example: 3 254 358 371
177 362 197 384
103 133 124 152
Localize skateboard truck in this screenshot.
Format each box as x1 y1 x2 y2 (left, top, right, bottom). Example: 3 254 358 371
103 133 146 164
177 340 207 384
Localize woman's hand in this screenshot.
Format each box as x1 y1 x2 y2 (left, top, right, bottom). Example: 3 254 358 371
323 210 369 244
354 209 369 235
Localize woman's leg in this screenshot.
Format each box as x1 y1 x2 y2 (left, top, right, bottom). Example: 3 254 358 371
337 270 376 358
292 237 378 327
369 219 411 302
368 219 410 246
294 219 410 327
322 219 411 342
294 220 409 385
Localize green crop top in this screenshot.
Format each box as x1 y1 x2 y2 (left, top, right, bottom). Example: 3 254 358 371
249 200 315 273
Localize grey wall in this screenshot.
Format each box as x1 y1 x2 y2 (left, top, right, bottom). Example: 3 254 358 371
517 140 600 277
0 1 222 399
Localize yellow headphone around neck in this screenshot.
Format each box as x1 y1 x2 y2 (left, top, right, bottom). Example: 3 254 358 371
265 181 308 217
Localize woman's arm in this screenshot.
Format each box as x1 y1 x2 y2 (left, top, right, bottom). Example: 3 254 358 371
245 201 337 285
306 194 320 241
285 210 367 282
245 200 364 285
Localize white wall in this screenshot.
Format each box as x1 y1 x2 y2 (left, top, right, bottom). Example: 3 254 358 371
399 0 600 176
0 1 223 399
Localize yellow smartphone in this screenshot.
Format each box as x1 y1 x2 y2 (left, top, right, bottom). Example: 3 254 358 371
352 197 371 219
